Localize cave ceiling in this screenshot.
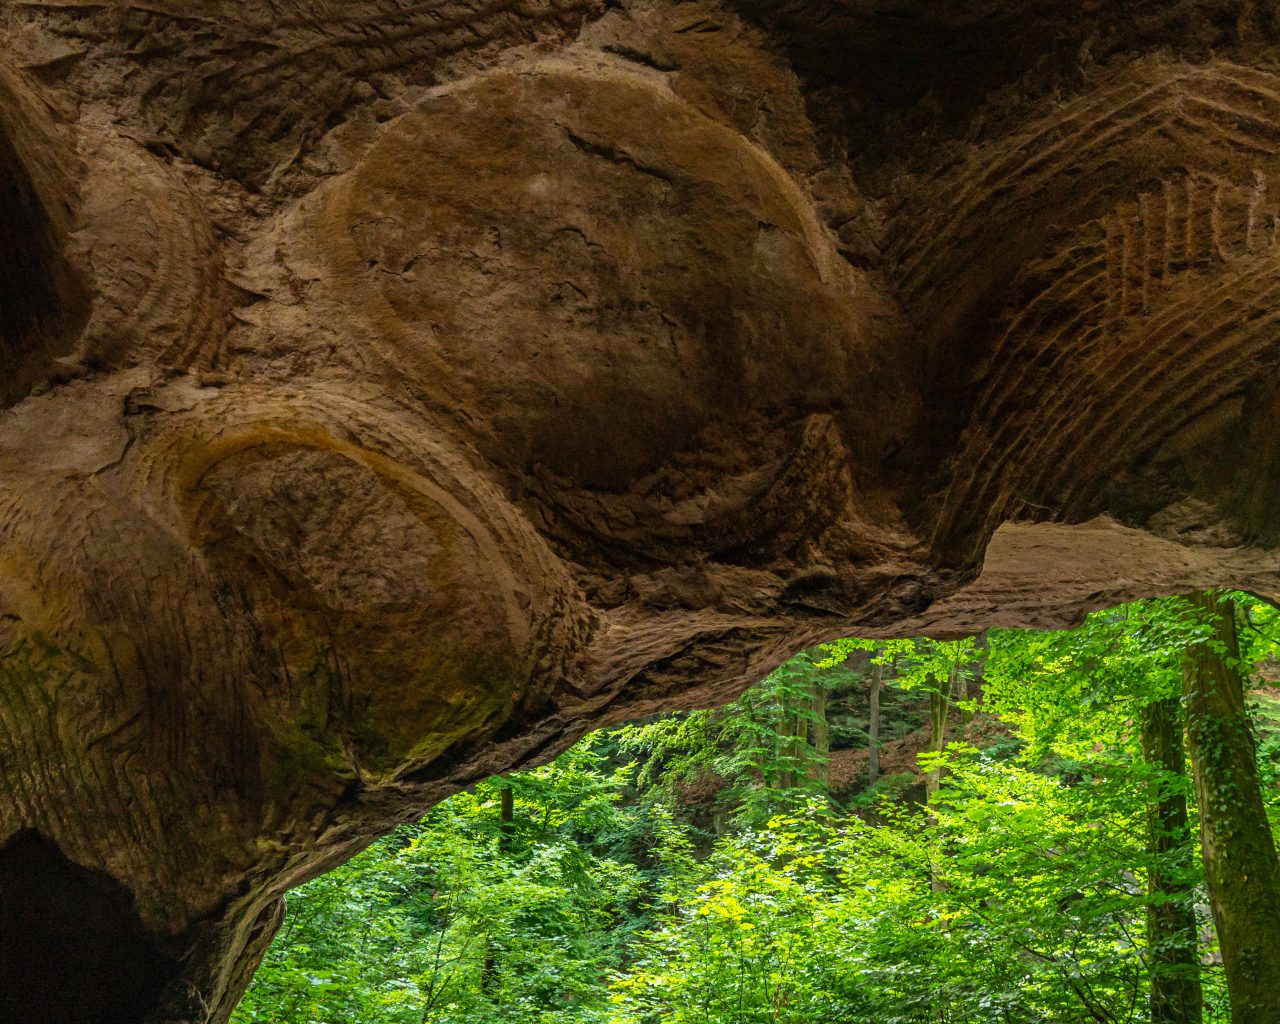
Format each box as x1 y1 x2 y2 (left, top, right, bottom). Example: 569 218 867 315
1 1 1280 1020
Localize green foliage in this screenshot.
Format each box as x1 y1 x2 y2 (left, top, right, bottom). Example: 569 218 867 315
235 594 1280 1024
610 815 866 1024
234 737 645 1024
982 600 1197 758
611 749 1227 1024
613 651 855 830
820 635 979 692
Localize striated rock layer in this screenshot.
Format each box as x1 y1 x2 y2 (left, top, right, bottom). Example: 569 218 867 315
0 1 1279 1019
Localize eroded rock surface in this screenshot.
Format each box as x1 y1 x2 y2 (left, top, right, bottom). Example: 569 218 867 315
1 1 1279 1019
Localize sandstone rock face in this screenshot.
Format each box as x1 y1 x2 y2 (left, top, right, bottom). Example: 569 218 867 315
1 1 1279 1020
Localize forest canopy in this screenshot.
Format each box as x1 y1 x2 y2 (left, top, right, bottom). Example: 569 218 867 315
232 593 1280 1024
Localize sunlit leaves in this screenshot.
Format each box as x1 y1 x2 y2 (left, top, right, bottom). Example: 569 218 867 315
237 595 1280 1024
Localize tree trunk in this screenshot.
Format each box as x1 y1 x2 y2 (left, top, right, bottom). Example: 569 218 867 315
963 635 987 728
924 663 963 804
926 666 960 893
1181 590 1280 1024
1140 697 1203 1024
947 660 968 737
499 784 515 849
925 674 949 804
482 785 516 995
869 659 883 787
775 700 798 791
809 678 830 789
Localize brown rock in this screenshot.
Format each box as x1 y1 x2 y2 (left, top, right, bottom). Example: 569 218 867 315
0 1 1278 1019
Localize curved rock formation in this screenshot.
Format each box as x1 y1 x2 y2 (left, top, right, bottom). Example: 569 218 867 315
0 1 1278 1020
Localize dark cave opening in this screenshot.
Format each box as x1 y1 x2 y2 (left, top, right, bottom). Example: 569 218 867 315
0 831 178 1024
0 126 86 404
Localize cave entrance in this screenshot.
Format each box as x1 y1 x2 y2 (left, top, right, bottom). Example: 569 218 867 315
0 121 86 405
229 593 1280 1024
0 831 179 1024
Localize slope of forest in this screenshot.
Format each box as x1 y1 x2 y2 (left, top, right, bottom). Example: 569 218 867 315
232 594 1280 1024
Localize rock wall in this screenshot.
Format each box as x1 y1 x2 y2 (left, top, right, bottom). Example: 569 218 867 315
0 1 1279 1019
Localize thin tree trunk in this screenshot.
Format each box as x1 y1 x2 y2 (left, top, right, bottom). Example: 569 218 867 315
809 677 830 789
925 663 961 804
775 701 797 790
947 661 967 736
926 667 958 893
790 703 807 788
1140 696 1203 1024
868 659 883 786
499 783 515 848
483 781 517 994
1181 590 1280 1024
925 675 948 805
964 635 987 727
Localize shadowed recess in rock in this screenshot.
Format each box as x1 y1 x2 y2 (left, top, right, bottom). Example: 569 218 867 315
0 831 178 1024
0 133 60 342
0 124 86 405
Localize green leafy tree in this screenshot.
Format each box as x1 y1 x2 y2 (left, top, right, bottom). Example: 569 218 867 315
237 594 1280 1024
820 636 980 802
984 599 1208 1023
613 651 855 830
1179 591 1280 1024
233 738 645 1024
